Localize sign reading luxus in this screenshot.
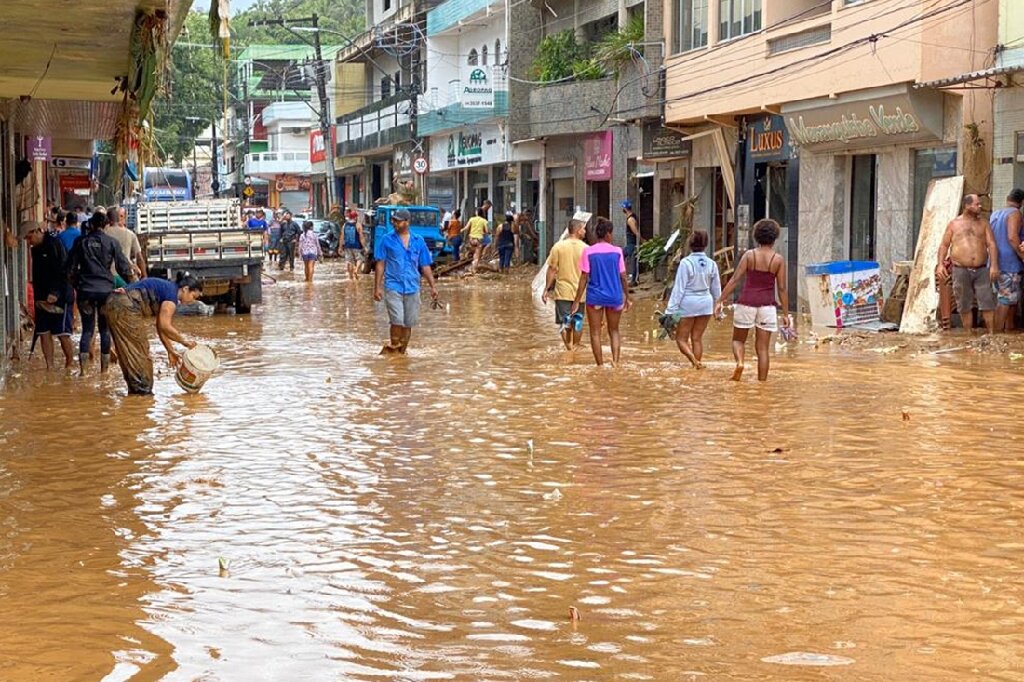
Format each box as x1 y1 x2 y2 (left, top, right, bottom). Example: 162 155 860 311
783 87 944 151
461 65 494 109
747 115 791 161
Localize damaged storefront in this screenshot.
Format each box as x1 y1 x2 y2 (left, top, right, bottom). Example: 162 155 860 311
784 84 961 304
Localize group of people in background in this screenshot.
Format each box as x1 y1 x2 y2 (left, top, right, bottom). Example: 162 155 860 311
540 208 790 379
443 202 539 275
22 204 200 396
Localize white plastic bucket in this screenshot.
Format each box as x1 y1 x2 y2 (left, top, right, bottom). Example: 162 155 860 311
175 344 219 394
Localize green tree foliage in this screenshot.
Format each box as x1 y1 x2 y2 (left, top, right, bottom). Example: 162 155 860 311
225 0 363 46
593 14 645 75
154 12 224 164
153 1 364 164
532 30 608 83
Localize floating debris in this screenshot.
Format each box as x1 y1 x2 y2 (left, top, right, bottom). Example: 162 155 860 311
568 606 581 622
761 652 855 666
543 488 563 501
218 556 229 577
902 410 911 422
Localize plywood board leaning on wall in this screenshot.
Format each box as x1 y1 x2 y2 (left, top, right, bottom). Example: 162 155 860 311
900 176 965 334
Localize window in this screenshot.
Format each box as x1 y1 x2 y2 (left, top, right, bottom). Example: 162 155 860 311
719 0 762 41
676 0 708 52
482 45 488 66
467 48 478 66
849 154 877 261
495 39 502 65
383 0 392 11
380 76 391 99
767 24 830 55
394 70 401 92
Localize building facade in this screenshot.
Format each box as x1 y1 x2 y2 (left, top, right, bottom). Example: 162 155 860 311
0 0 190 376
333 0 434 210
664 0 998 309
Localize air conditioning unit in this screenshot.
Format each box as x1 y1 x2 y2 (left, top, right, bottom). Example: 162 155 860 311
283 127 308 135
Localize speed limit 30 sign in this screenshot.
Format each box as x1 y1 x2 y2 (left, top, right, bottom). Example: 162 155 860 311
413 157 428 174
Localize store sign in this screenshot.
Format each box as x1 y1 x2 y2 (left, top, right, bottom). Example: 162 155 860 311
784 87 944 151
26 136 51 162
51 157 90 169
460 65 494 109
747 115 792 161
641 123 691 159
275 174 311 192
394 144 415 177
584 131 612 181
309 127 335 164
430 125 505 171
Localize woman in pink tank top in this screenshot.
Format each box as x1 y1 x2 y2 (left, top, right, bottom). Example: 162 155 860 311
714 219 791 381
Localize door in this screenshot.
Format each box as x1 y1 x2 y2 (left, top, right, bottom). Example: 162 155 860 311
589 180 610 219
638 177 654 239
765 163 789 270
849 154 877 261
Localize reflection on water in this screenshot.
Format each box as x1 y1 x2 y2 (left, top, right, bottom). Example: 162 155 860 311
2 263 1024 680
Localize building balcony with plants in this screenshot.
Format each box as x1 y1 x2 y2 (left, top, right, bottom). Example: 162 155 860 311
517 11 658 139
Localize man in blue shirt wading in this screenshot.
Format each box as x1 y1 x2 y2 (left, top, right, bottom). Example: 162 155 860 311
373 208 439 354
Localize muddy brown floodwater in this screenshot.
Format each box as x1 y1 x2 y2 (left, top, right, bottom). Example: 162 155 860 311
2 263 1024 681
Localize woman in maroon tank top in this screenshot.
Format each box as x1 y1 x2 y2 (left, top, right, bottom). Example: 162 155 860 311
714 219 791 381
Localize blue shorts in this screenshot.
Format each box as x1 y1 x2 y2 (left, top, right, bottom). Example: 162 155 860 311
36 305 72 337
301 253 318 262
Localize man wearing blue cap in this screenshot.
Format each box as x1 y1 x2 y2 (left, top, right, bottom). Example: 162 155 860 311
373 208 439 354
621 199 642 286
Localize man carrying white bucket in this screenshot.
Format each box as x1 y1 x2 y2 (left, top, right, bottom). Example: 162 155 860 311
104 273 203 395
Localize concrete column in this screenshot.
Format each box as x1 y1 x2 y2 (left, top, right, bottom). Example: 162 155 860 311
708 0 721 45
538 148 548 258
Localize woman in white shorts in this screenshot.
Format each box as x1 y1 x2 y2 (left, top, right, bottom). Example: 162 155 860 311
714 219 791 381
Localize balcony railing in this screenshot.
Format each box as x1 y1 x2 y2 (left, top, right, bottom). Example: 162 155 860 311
244 151 312 175
417 74 509 136
336 93 415 156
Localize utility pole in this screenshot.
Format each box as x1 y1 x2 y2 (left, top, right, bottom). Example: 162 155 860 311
211 120 220 198
249 15 336 213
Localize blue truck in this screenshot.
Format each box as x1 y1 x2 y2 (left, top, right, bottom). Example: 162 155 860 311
368 205 446 260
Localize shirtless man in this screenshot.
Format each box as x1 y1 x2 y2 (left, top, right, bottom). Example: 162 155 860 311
936 194 999 332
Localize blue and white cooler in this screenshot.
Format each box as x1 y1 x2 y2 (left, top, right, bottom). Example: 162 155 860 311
804 260 883 328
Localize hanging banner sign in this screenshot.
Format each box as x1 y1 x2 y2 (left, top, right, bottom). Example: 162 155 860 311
584 131 612 181
460 65 494 109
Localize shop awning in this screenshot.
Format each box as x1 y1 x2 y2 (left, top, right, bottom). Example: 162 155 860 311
914 64 1024 89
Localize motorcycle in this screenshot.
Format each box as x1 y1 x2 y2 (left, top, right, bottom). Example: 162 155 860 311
313 220 340 257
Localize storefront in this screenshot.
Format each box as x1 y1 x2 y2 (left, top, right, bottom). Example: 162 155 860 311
584 131 612 219
736 114 799 302
782 84 956 301
429 123 508 217
640 122 692 239
271 174 312 214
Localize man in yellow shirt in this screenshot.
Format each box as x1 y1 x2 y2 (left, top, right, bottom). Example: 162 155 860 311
542 218 587 349
464 208 489 274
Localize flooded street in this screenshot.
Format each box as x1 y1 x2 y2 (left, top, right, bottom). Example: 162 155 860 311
3 263 1024 680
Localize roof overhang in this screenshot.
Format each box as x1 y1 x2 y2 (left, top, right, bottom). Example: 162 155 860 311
0 0 192 138
914 65 1024 90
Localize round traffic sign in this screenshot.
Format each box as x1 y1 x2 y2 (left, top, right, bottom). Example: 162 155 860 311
413 157 428 174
